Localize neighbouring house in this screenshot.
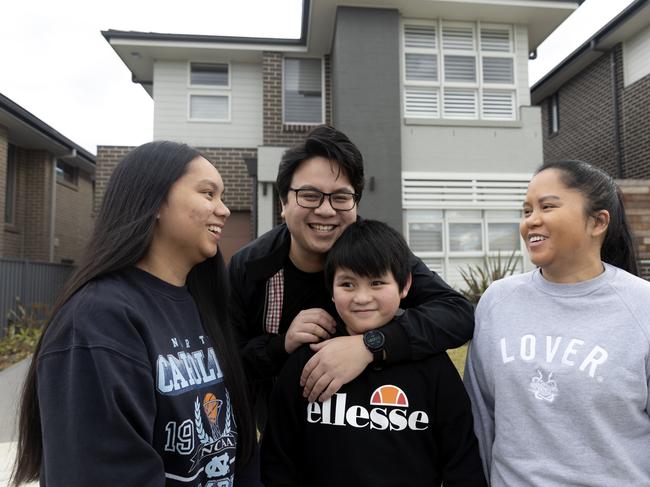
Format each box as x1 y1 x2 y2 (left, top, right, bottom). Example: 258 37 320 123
0 92 96 333
531 0 650 278
0 92 95 265
102 0 578 286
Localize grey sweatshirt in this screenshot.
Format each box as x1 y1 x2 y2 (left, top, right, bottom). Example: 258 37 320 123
465 263 650 486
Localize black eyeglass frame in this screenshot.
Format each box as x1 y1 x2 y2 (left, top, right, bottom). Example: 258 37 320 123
289 188 360 211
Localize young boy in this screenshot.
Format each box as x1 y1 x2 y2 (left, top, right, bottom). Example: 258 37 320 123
260 220 486 487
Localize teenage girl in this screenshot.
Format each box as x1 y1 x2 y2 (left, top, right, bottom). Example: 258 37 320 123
11 141 255 486
465 160 650 486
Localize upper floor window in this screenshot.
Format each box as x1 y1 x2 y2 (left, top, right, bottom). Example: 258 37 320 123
549 93 560 134
190 63 229 87
56 160 78 186
402 21 516 121
4 144 16 224
188 62 231 122
283 57 323 124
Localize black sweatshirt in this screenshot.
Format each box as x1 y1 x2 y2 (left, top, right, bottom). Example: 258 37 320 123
260 340 487 487
37 267 239 486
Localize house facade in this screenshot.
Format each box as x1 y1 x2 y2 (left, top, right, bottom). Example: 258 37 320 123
531 0 650 278
102 0 577 286
0 93 95 264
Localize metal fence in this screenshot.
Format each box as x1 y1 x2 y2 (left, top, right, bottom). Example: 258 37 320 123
0 259 74 337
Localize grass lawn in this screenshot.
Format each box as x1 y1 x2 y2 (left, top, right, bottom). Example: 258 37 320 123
447 343 468 377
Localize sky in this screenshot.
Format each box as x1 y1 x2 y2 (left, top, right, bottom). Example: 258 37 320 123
0 0 636 155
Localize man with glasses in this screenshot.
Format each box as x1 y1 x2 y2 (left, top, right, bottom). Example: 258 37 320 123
228 125 474 432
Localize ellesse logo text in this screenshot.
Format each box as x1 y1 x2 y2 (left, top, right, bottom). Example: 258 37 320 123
306 385 429 431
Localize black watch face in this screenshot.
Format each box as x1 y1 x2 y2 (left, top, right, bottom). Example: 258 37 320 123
365 331 385 350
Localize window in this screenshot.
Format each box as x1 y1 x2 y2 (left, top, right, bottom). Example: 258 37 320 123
188 62 230 122
283 58 323 124
549 93 559 134
4 144 16 224
190 63 229 87
189 95 229 121
403 21 516 121
406 209 524 287
56 160 78 186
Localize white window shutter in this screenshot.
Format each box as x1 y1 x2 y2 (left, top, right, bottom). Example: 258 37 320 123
442 25 474 50
483 57 514 84
190 95 228 120
404 25 437 49
405 53 438 82
443 89 477 119
408 222 443 252
481 90 515 120
444 55 476 82
480 27 512 52
284 58 323 123
405 89 439 118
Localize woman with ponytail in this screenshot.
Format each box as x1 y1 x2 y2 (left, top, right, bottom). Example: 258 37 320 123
11 141 255 486
465 160 650 486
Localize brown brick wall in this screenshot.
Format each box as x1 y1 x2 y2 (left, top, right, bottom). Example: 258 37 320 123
619 65 650 179
95 146 133 215
540 53 619 174
0 125 7 257
262 52 331 147
540 45 650 178
54 170 94 264
22 150 53 261
618 180 650 279
96 145 254 214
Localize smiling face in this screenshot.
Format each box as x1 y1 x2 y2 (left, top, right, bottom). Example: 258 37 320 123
154 156 230 273
282 156 358 271
520 168 606 282
332 268 410 335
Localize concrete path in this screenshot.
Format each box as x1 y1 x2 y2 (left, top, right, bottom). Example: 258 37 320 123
0 358 37 486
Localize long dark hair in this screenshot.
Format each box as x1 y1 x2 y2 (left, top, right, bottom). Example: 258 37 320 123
536 160 638 275
12 141 254 485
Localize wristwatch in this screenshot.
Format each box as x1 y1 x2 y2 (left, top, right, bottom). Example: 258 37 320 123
363 330 385 364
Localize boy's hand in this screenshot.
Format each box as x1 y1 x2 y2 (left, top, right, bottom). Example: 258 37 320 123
300 335 373 402
284 308 337 354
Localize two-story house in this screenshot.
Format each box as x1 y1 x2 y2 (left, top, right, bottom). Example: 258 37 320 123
532 0 650 278
102 0 577 285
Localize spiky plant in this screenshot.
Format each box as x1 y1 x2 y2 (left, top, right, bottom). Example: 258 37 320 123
458 251 519 305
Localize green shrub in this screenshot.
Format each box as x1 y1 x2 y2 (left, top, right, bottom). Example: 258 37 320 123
0 298 49 371
459 251 519 305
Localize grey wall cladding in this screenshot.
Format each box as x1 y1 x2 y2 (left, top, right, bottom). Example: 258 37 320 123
331 7 403 232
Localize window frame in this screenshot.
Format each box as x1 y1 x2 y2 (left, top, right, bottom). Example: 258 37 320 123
402 19 517 121
282 56 325 126
56 159 79 187
187 61 231 123
187 93 232 123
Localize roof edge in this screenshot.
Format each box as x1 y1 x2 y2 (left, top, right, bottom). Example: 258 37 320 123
0 93 96 164
102 0 310 47
531 0 649 95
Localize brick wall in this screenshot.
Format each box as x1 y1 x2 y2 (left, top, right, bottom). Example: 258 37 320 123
262 51 331 147
540 45 650 178
619 62 650 178
22 150 53 261
96 146 254 213
540 53 619 175
54 170 94 264
0 125 7 257
618 180 650 280
95 146 133 215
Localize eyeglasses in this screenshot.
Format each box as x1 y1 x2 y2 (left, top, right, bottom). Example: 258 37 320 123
289 188 359 211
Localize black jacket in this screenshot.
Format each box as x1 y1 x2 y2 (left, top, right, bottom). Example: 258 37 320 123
261 341 487 487
228 223 474 427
